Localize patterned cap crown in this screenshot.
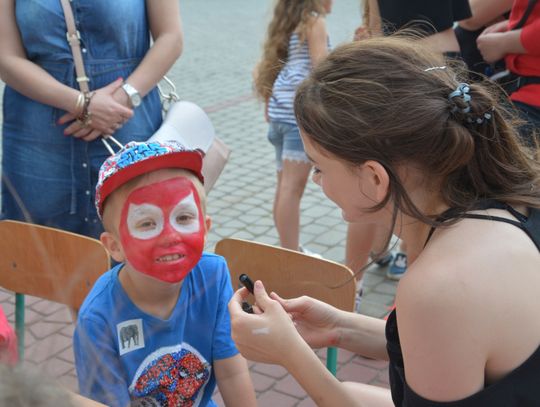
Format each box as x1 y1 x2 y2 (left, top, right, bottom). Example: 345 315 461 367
95 140 204 218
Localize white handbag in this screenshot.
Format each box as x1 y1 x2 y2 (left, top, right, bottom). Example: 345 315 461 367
152 79 231 193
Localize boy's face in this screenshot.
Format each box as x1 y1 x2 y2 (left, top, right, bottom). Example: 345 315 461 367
118 176 205 283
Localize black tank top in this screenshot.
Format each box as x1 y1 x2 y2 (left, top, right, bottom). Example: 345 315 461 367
386 200 540 406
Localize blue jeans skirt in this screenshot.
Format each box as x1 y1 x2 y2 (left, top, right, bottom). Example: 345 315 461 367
1 61 162 239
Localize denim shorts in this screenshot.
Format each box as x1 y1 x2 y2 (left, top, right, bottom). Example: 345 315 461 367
267 121 310 171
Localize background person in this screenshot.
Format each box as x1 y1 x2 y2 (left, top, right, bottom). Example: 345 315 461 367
253 0 333 254
0 0 183 239
477 0 540 147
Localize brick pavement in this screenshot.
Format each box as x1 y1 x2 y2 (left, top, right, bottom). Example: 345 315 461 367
0 0 397 405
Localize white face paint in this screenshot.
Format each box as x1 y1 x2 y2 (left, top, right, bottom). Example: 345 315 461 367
126 203 164 240
169 192 200 235
251 327 270 335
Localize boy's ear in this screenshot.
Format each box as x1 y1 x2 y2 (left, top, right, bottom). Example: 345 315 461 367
100 231 125 263
204 215 212 233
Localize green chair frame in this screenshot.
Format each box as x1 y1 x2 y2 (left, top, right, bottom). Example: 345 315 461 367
0 220 110 359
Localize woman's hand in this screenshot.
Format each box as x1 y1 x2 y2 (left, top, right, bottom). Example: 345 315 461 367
229 281 306 366
353 26 371 41
476 19 510 64
272 293 341 349
58 78 133 141
477 31 508 63
480 19 509 35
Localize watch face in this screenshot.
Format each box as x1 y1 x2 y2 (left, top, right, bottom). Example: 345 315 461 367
132 93 142 107
122 83 142 107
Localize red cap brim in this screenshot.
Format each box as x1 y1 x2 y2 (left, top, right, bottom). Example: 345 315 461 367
97 150 203 216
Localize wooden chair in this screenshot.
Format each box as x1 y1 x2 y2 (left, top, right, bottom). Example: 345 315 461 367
215 238 357 376
0 220 110 359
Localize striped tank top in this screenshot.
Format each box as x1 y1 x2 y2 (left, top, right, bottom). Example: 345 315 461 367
268 32 329 125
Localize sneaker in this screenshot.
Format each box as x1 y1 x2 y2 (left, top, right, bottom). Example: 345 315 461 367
299 245 323 259
386 252 407 280
372 252 394 267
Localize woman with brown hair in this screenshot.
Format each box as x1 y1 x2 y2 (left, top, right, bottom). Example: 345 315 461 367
230 35 540 406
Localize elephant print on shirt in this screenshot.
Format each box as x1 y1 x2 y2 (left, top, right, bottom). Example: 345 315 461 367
117 319 145 355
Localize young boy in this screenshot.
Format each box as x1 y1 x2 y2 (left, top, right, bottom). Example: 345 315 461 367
74 140 256 407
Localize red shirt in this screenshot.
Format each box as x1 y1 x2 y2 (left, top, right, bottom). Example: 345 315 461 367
505 0 540 107
0 306 18 365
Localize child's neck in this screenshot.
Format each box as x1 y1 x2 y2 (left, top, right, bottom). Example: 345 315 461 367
119 265 183 320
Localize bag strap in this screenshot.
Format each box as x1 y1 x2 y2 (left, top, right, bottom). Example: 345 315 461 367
59 0 90 93
512 0 538 30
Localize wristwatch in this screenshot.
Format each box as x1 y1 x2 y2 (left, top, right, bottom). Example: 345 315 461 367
121 82 142 107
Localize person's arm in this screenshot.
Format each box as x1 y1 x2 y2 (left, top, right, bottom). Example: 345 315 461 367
62 0 183 139
114 0 183 101
477 23 527 63
229 281 361 406
366 0 382 36
520 19 540 55
211 258 256 406
354 0 382 40
0 0 89 114
396 262 489 402
306 16 329 66
273 293 388 360
0 0 133 141
458 0 513 31
214 354 256 407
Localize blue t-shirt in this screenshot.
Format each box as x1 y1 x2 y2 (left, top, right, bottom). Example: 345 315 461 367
73 253 237 407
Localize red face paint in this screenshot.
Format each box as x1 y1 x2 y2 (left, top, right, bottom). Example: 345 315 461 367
119 177 205 283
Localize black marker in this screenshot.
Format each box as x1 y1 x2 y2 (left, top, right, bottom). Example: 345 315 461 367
239 273 255 294
239 274 255 313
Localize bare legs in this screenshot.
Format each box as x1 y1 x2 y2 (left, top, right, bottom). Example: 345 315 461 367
273 159 312 251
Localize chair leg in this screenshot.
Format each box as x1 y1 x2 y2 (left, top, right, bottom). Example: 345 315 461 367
326 347 338 376
15 293 25 360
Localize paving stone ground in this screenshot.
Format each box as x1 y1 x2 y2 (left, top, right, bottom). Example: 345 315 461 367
0 1 396 405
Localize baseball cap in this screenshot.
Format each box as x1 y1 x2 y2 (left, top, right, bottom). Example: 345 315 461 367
95 140 203 218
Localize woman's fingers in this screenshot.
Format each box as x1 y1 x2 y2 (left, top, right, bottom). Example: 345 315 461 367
82 129 102 142
57 112 76 126
103 77 124 93
272 293 309 313
252 280 273 311
230 287 251 310
72 126 93 139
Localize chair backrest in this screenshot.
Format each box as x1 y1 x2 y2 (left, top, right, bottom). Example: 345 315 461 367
215 238 356 312
0 220 110 312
